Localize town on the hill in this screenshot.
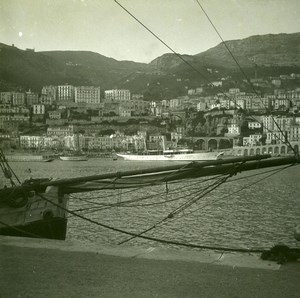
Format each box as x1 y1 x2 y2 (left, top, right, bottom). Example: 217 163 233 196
1 72 300 156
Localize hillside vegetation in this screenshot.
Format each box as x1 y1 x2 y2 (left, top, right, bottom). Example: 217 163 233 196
0 32 299 97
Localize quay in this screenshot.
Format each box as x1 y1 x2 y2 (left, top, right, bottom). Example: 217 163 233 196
1 236 300 297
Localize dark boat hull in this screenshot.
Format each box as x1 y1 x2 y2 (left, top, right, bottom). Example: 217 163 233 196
0 185 68 240
0 217 67 240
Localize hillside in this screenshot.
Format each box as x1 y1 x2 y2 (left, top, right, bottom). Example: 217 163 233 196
149 33 300 74
0 44 151 92
196 33 300 68
0 32 299 97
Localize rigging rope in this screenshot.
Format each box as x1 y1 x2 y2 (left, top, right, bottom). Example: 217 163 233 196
69 166 292 217
0 149 21 186
69 174 223 212
118 164 243 245
175 163 296 220
36 191 265 253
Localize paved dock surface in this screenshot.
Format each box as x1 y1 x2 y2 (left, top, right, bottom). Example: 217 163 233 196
1 236 300 298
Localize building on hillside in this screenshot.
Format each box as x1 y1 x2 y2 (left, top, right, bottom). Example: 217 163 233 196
103 102 119 116
20 135 44 149
57 85 75 101
119 104 131 117
287 125 300 142
47 125 74 137
273 98 290 111
48 110 62 120
227 119 241 136
170 128 184 143
0 115 11 129
272 79 281 87
211 81 222 87
169 98 184 110
42 85 57 101
132 94 144 100
197 102 207 112
26 90 39 106
243 134 262 146
12 92 25 106
32 104 45 115
11 115 30 123
235 98 246 109
263 115 294 144
131 100 150 115
75 86 101 104
229 88 240 95
248 121 262 129
0 92 12 104
188 87 204 95
104 89 130 102
40 94 54 106
161 100 170 109
147 134 166 150
245 96 270 112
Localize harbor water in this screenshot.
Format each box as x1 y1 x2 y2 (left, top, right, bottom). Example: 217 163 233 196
2 158 300 251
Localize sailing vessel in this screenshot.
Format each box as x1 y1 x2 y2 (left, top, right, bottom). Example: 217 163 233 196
117 149 223 161
59 134 88 161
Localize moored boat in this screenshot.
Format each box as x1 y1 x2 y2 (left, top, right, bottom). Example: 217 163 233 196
0 179 68 240
43 158 55 162
59 155 88 161
117 149 224 161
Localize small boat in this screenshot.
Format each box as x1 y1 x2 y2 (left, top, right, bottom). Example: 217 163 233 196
43 158 55 162
59 155 88 161
117 149 224 161
42 155 55 162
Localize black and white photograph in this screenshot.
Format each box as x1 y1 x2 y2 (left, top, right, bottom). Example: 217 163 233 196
1 0 300 297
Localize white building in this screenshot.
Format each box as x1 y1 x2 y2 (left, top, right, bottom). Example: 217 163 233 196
0 92 12 104
248 121 262 129
104 89 130 102
57 85 75 101
20 135 44 149
47 125 74 137
48 111 62 119
197 102 207 112
42 85 57 101
75 86 101 104
243 134 262 146
12 92 25 106
33 104 45 115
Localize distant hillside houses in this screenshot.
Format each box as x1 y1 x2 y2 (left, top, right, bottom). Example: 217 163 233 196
0 73 300 152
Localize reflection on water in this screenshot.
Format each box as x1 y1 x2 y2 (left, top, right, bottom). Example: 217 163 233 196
2 158 300 250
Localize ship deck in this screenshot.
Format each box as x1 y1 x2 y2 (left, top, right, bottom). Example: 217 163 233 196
1 236 300 297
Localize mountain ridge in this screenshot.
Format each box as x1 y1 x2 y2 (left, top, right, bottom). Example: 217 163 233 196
0 32 299 97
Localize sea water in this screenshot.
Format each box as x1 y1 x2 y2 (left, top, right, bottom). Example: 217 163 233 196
2 158 300 250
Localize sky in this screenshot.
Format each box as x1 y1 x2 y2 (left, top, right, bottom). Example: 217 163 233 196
0 0 299 63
